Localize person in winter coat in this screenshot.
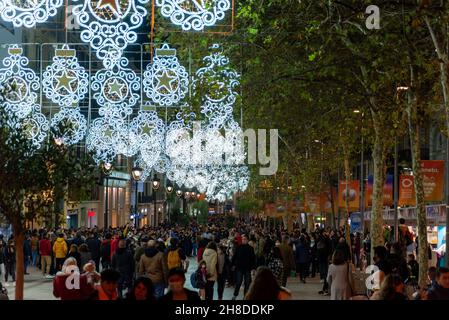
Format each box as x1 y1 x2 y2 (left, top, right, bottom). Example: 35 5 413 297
317 232 331 295
202 241 218 301
166 237 186 271
111 239 135 299
30 234 39 267
67 244 81 269
86 232 101 271
79 244 92 269
195 260 208 299
245 266 291 300
39 234 52 278
231 235 256 300
110 235 120 261
100 233 112 270
53 234 68 272
4 240 15 286
216 244 229 300
427 267 449 300
53 257 94 300
279 235 295 287
23 235 31 275
267 246 284 285
138 240 168 298
295 236 311 283
327 249 353 300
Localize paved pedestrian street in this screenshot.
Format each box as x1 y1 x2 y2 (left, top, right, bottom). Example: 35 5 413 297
5 258 328 300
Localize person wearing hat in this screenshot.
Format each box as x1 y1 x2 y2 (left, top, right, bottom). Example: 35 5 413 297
158 268 201 301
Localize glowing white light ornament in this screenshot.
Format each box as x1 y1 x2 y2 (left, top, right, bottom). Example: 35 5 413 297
165 108 195 166
86 116 123 164
72 0 150 61
19 108 50 149
143 44 189 107
50 107 87 146
113 121 139 157
91 56 140 117
0 45 39 118
43 45 89 107
156 0 231 31
132 111 166 170
0 0 63 28
195 44 240 107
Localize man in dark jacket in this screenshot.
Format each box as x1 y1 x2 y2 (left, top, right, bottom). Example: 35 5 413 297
317 232 331 295
231 235 256 300
279 235 295 287
100 233 112 270
427 267 449 300
111 239 135 299
87 232 101 271
22 235 31 275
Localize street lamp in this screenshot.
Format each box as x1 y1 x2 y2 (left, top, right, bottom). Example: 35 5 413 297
101 162 113 229
152 174 160 226
176 189 183 197
132 166 143 229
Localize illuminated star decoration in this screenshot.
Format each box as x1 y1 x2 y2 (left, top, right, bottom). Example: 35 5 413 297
143 44 189 107
156 70 176 92
91 56 140 115
96 0 122 16
156 0 231 31
9 78 25 101
107 78 125 99
43 45 89 106
72 0 150 63
0 0 63 28
0 45 39 119
55 70 77 92
50 107 87 146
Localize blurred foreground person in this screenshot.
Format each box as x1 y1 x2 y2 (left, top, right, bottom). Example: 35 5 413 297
245 266 291 300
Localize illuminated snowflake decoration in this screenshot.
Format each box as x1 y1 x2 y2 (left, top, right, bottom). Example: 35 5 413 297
143 44 189 106
43 45 89 107
130 110 166 167
156 0 231 31
194 44 239 106
91 56 140 114
0 0 63 28
0 45 39 118
72 0 150 61
50 107 87 146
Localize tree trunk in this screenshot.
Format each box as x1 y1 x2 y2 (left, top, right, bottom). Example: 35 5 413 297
13 225 25 300
407 68 428 289
370 115 387 264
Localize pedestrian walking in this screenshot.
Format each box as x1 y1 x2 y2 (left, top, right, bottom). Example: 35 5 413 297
327 250 353 300
231 235 256 300
202 241 218 301
111 239 135 299
39 234 52 278
138 240 168 299
53 233 68 272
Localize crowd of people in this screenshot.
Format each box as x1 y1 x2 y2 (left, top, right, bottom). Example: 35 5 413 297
0 215 448 300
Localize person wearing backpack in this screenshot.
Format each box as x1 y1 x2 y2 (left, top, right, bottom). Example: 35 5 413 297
166 238 186 271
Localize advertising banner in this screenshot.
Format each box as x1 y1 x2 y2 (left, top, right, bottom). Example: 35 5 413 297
365 174 393 208
399 160 445 205
421 160 445 202
338 180 360 210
